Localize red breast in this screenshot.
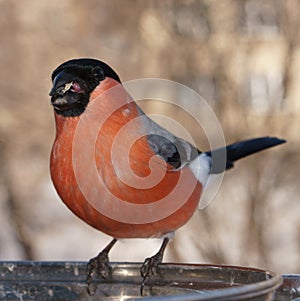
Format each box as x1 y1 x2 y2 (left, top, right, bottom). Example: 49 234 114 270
51 78 202 238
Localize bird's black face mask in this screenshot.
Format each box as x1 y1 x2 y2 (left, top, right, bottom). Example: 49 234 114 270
49 58 121 117
50 71 90 117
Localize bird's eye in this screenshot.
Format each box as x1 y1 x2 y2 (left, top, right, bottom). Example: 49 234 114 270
71 82 83 93
92 66 105 80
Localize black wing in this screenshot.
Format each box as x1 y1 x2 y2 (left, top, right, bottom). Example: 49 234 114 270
147 134 200 169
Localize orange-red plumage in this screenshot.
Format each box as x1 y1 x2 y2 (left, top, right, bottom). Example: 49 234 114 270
49 58 285 294
50 77 202 239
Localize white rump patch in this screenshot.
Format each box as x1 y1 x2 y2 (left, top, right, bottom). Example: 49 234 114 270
189 153 211 187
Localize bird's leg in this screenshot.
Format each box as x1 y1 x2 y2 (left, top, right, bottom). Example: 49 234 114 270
86 238 117 295
140 237 169 295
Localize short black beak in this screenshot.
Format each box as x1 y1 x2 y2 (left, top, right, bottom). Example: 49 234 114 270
49 86 57 97
49 80 72 97
50 82 82 113
49 80 74 109
51 97 69 108
50 86 63 108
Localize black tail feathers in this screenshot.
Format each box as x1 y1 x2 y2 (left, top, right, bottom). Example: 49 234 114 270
206 137 286 174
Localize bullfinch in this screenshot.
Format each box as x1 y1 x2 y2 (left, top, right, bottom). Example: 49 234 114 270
49 58 285 294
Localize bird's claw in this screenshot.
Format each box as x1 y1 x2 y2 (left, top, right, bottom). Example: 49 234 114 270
140 253 163 295
86 252 111 295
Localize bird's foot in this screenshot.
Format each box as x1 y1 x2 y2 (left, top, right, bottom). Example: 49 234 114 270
140 252 163 295
86 251 111 295
85 238 117 295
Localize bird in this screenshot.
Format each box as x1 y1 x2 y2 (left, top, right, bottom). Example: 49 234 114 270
49 58 286 295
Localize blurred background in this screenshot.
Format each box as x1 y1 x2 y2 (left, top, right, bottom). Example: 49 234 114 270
0 0 299 275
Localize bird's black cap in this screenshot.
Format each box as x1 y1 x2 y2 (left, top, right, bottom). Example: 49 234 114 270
51 58 121 83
